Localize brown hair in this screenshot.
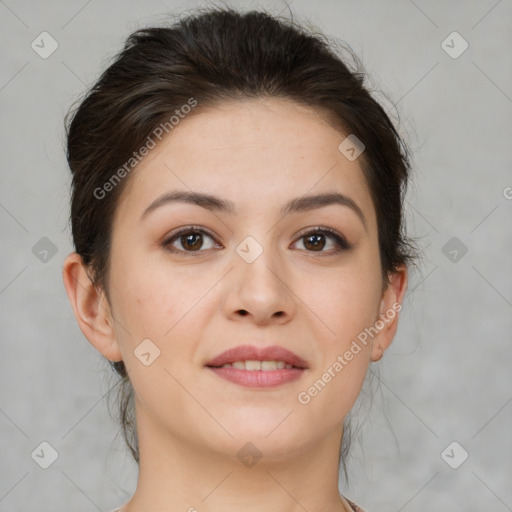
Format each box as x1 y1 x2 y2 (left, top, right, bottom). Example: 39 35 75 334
64 5 417 482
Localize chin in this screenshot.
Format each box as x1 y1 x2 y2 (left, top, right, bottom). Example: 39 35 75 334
221 416 310 455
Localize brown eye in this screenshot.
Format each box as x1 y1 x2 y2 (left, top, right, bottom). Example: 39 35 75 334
294 227 352 254
180 232 203 251
163 227 219 254
303 233 326 251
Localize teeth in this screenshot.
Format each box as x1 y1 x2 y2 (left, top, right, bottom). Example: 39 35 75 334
246 360 261 370
220 360 294 370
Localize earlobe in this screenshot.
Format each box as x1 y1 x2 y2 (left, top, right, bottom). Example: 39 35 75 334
371 265 408 361
62 252 123 362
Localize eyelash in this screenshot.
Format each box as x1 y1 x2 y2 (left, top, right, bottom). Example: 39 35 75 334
162 225 353 256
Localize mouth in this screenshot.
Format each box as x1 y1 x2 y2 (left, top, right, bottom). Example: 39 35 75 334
205 344 308 388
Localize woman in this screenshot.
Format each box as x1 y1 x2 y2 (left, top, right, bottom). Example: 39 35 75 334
62 6 414 511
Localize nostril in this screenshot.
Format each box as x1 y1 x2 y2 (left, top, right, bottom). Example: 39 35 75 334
238 310 248 316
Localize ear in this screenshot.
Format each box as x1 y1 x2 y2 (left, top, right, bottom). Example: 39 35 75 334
62 252 123 362
371 264 408 361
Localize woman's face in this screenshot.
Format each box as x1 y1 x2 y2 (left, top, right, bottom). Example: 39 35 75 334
96 98 405 461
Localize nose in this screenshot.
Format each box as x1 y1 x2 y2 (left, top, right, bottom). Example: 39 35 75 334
222 243 296 326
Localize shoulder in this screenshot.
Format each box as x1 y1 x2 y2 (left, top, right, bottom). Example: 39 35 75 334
345 497 367 512
108 503 129 512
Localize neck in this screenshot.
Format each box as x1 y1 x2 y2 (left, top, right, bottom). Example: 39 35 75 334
122 409 350 512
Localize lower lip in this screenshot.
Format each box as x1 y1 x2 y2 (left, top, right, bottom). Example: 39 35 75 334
207 367 306 387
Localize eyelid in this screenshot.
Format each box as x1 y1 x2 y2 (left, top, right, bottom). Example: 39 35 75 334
162 225 353 254
166 225 217 239
292 226 353 251
163 225 220 252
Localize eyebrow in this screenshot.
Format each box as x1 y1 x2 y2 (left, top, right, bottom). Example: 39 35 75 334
140 190 367 229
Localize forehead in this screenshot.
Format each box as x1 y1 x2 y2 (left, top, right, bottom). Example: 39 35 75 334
116 97 376 226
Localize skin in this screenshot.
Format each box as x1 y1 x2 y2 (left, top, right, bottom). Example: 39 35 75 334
62 97 407 512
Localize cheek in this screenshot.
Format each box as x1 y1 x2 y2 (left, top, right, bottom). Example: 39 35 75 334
109 258 220 383
294 254 381 414
296 273 379 422
307 258 382 346
109 264 211 411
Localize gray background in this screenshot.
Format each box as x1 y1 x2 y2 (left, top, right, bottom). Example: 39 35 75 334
1 0 511 511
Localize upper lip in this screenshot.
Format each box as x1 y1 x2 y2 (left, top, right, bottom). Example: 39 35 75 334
206 344 309 369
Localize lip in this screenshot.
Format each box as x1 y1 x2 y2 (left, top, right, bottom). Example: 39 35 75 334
205 344 308 369
205 344 308 389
